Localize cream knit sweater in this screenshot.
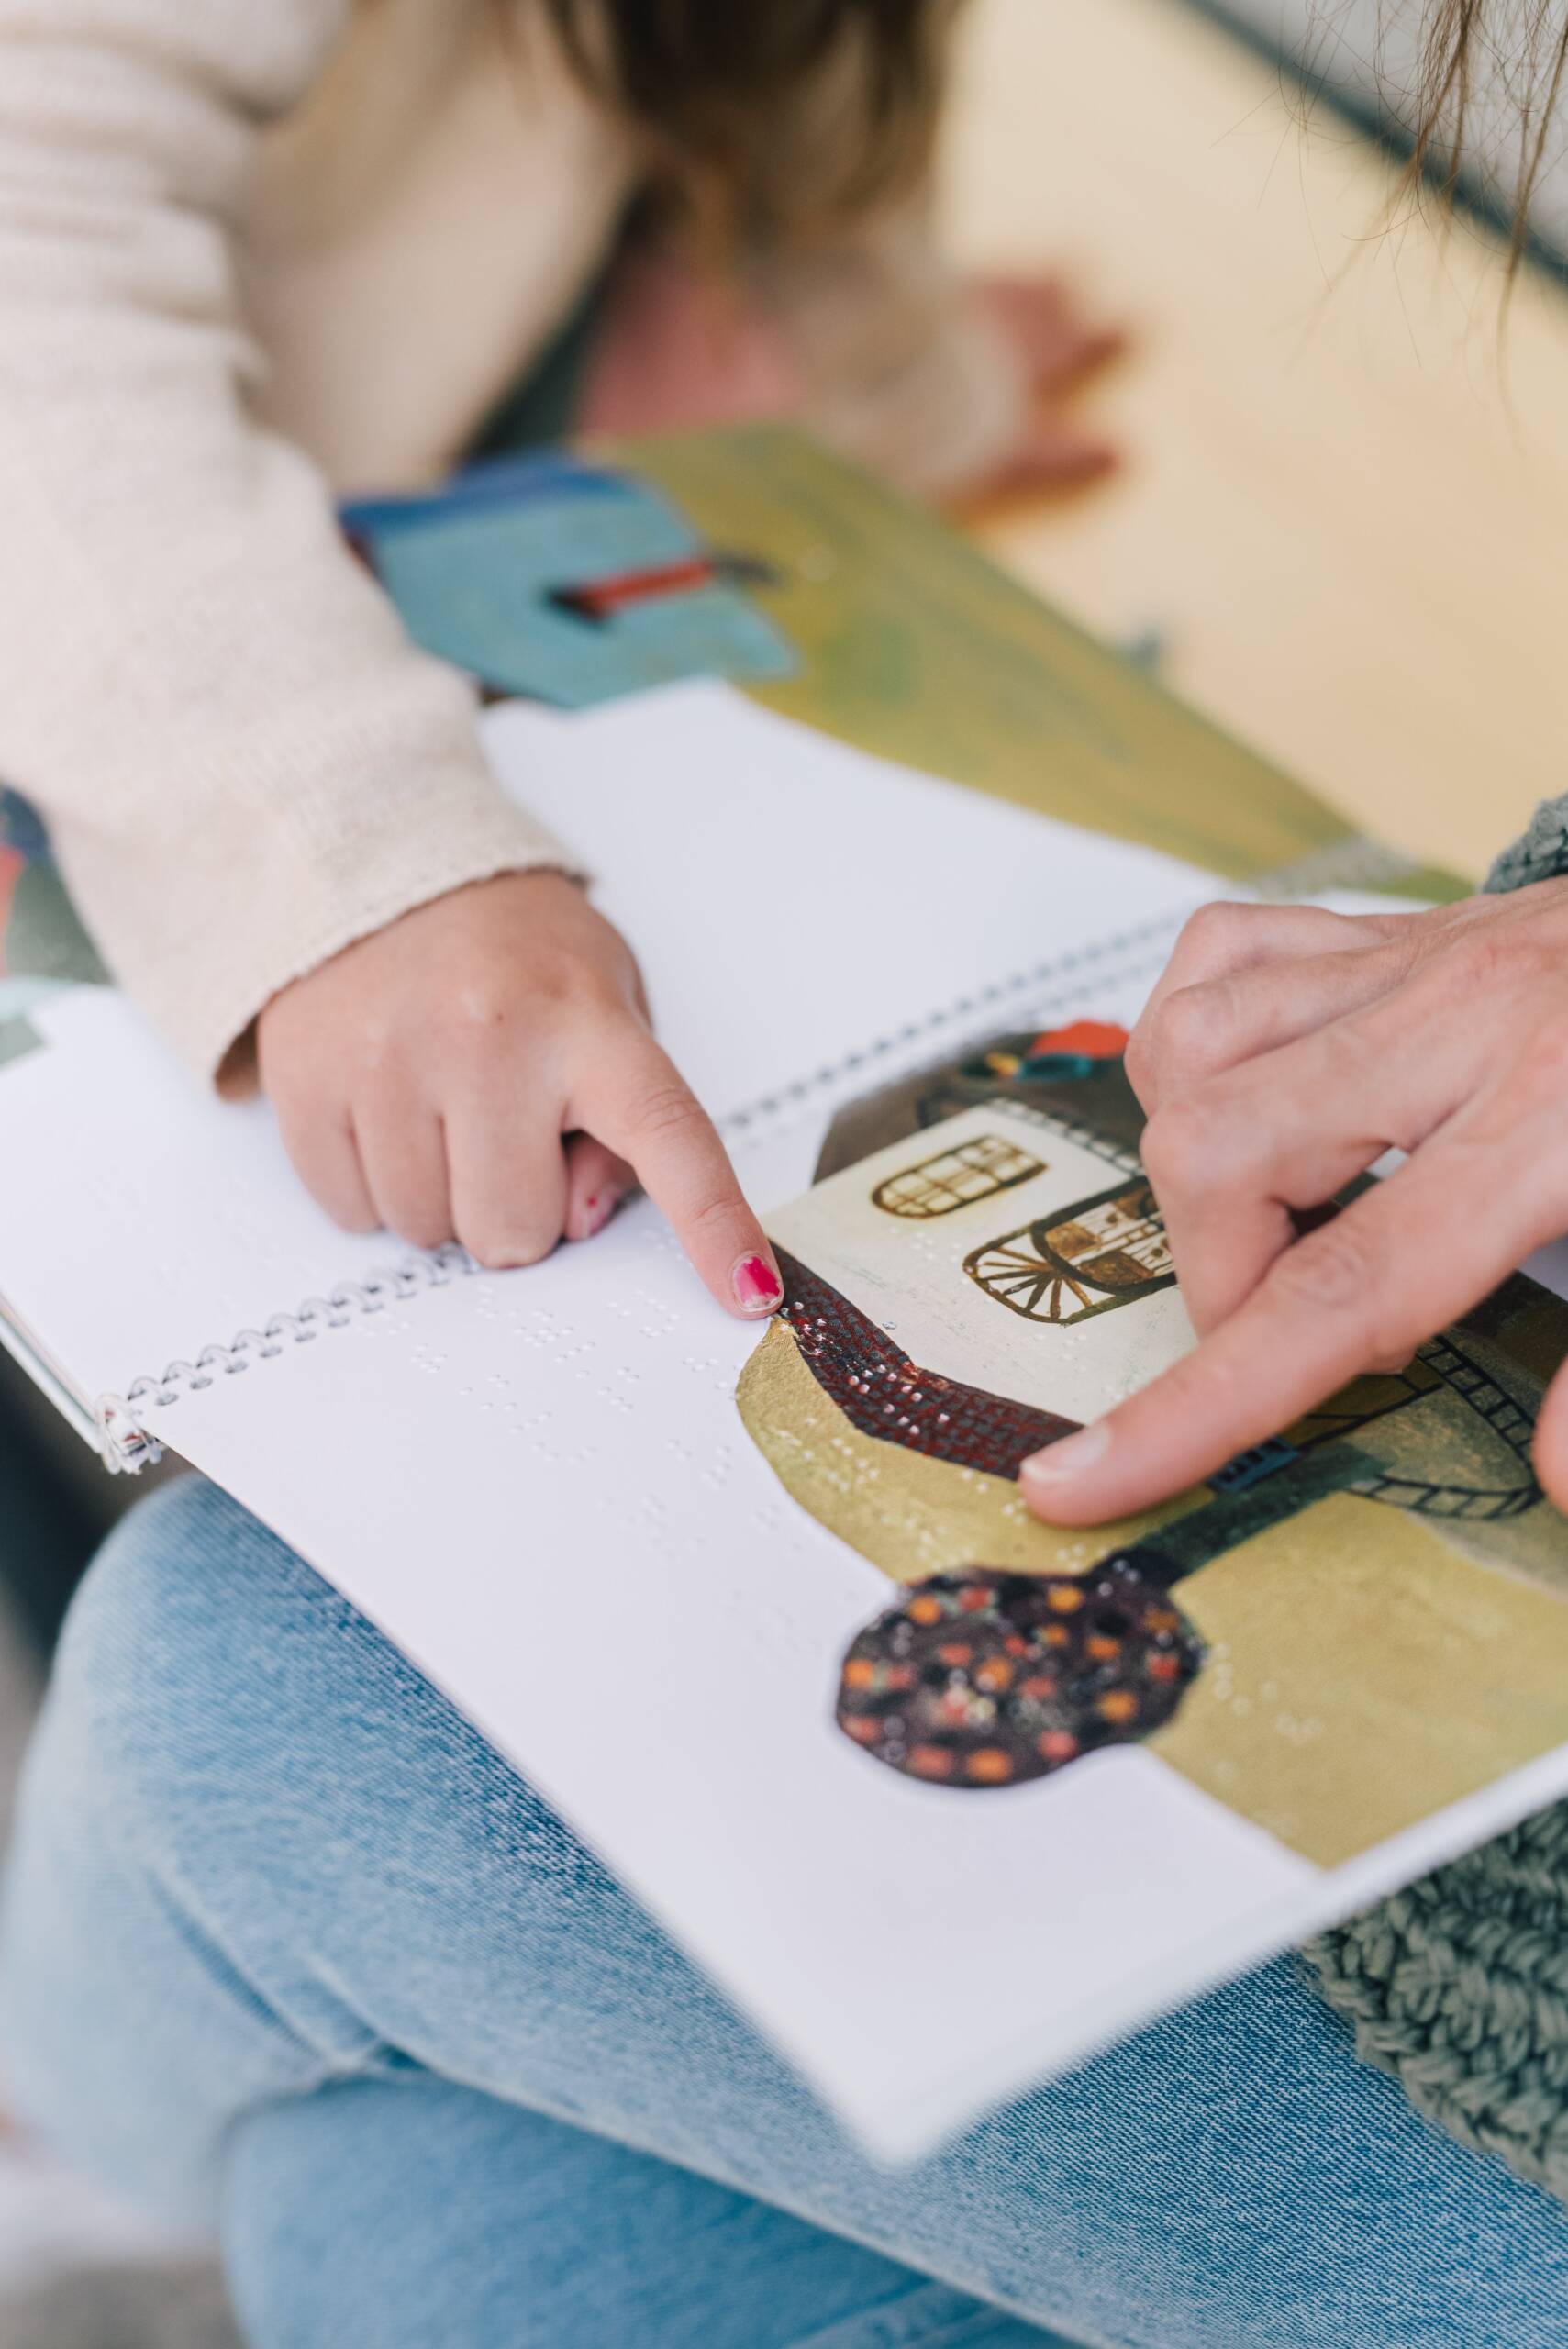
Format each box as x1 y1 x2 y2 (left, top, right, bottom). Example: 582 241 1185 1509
0 0 1024 1082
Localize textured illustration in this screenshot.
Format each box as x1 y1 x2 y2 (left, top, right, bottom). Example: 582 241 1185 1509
741 1023 1568 1861
0 814 106 1066
964 1174 1174 1324
872 1131 1044 1219
837 1564 1203 1788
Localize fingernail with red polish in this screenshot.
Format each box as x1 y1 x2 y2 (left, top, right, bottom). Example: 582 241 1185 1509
732 1252 784 1316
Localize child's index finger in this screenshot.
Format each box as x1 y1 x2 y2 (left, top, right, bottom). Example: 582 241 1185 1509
572 1028 782 1322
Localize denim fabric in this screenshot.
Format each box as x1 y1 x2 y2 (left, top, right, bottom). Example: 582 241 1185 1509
3 1477 1567 2349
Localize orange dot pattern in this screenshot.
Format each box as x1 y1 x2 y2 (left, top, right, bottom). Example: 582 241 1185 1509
834 1563 1203 1789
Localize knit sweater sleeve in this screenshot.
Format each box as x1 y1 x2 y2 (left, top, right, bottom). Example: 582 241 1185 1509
1303 797 1568 2204
0 0 575 1084
1485 796 1568 895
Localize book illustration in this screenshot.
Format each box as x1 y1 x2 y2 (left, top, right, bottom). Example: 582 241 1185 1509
0 819 105 1070
872 1132 1044 1219
770 1241 1075 1479
341 453 795 709
742 1030 1568 1860
837 1564 1203 1787
964 1174 1174 1325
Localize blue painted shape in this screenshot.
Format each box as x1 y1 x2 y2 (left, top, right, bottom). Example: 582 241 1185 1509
1209 1436 1302 1495
1018 1051 1099 1082
0 788 51 866
362 475 795 707
339 451 621 540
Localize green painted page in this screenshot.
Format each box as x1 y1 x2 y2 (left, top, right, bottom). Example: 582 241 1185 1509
618 425 1459 901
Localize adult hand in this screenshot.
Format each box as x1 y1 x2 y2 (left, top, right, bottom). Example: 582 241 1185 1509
256 870 783 1318
1018 883 1568 1521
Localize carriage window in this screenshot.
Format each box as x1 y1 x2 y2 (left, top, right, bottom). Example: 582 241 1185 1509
872 1133 1045 1219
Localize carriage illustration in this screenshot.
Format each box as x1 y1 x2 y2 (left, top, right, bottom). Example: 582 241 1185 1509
744 1019 1551 1795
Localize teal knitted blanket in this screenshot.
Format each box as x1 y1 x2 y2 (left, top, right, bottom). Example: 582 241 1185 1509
1305 798 1568 2200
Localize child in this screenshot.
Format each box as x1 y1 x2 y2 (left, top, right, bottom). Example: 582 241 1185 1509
0 0 1116 1327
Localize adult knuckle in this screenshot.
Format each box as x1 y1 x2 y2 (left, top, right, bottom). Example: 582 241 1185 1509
1151 981 1233 1085
1364 917 1434 986
1266 1219 1379 1317
1315 1009 1384 1087
1173 900 1255 974
1140 1097 1217 1196
1171 1341 1251 1420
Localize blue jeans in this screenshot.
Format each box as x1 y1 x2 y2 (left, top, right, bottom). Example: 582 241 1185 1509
3 1480 1566 2349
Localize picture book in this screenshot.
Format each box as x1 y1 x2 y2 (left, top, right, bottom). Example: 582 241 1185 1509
0 432 1555 2161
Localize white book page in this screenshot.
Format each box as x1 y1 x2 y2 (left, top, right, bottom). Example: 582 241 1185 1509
480 684 1215 1117
154 1181 1321 2161
0 658 1512 2157
7 919 1565 2160
0 994 403 1403
0 675 1219 1418
116 1075 1568 2160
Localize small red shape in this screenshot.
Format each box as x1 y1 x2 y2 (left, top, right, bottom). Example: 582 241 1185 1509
555 555 717 620
0 845 23 974
1026 1018 1129 1062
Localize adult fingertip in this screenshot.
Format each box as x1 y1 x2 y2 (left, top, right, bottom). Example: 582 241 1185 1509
729 1249 784 1319
1018 1421 1115 1520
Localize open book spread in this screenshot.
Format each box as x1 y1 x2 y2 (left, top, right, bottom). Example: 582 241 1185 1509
3 681 1567 2163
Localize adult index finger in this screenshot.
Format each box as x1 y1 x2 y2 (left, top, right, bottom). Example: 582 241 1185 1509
1018 1129 1565 1523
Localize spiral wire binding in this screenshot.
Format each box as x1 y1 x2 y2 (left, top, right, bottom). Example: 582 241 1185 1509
714 900 1195 1147
93 1245 475 1472
89 872 1363 1475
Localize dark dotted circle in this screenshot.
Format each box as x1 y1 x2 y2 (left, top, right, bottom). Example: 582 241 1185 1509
835 1561 1204 1788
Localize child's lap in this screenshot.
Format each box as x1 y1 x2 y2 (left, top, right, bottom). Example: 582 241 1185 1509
3 1475 1565 2349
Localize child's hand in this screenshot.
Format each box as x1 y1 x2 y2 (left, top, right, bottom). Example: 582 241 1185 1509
255 871 784 1319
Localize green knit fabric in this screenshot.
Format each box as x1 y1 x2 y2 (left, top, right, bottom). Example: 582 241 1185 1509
1304 796 1568 2201
1304 1810 1568 2199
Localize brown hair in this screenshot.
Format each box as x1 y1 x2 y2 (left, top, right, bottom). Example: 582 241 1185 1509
542 0 955 240
1405 2 1568 258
